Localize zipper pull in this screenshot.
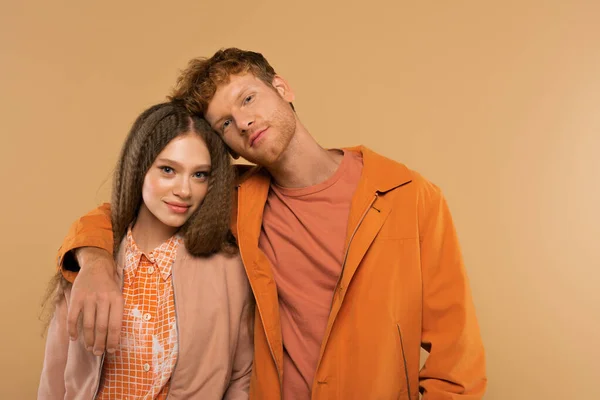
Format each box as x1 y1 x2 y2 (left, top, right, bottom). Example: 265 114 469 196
371 192 381 212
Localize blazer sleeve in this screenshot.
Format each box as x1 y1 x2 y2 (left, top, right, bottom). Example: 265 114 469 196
38 285 71 399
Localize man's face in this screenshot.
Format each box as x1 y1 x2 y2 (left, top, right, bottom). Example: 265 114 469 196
205 73 297 167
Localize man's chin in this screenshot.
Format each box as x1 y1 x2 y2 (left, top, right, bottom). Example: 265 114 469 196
247 155 280 169
256 145 289 167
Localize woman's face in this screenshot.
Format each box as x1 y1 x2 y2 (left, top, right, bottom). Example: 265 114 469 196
140 132 211 229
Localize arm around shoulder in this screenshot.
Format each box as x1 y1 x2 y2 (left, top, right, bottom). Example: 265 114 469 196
54 202 123 355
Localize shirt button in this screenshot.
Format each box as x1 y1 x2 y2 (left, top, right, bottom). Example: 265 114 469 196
143 313 152 321
147 266 155 274
143 363 150 372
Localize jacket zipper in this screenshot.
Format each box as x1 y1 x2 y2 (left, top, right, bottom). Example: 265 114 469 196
329 193 379 312
396 323 412 400
238 186 283 399
165 259 180 400
313 193 378 396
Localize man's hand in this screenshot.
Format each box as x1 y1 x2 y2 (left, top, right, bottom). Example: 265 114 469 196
67 247 123 356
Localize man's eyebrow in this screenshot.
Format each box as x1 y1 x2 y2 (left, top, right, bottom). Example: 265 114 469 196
235 87 250 103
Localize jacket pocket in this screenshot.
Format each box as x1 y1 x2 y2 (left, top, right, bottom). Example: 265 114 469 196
396 323 414 400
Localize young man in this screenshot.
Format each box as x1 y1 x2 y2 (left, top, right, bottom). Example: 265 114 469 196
57 48 486 399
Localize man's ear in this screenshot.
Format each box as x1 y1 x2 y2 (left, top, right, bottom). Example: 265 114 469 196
272 75 295 103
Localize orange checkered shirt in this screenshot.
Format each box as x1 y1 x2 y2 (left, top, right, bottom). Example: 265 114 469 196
96 228 182 399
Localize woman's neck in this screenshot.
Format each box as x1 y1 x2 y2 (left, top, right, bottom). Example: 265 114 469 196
131 204 178 254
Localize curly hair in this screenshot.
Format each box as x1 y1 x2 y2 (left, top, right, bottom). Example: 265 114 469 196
169 47 293 116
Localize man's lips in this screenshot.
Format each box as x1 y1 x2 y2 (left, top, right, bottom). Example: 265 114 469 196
249 128 268 147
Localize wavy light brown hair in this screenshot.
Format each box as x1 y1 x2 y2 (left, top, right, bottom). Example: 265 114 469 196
169 47 293 116
111 101 236 256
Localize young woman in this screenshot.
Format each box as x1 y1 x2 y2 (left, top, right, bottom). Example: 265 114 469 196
39 102 253 399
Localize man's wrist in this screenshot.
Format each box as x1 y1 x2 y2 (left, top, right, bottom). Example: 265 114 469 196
74 247 113 271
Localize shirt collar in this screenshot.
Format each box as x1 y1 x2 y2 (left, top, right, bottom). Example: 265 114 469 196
124 226 182 282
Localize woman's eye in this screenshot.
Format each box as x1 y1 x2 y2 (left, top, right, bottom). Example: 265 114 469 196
160 166 173 174
222 120 232 131
194 171 209 179
244 95 253 104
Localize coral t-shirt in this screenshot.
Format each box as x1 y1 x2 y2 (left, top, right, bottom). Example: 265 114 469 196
259 150 363 399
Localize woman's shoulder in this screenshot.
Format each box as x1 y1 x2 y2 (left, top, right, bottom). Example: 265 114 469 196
177 246 246 278
176 248 250 303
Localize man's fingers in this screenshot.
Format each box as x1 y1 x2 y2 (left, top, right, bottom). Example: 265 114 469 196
106 295 124 354
82 297 97 351
67 296 83 341
64 249 122 355
93 297 109 356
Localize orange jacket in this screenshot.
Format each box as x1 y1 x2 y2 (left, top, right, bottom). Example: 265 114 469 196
57 146 486 399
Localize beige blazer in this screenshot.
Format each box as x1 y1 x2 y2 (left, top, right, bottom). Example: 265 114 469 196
38 241 253 399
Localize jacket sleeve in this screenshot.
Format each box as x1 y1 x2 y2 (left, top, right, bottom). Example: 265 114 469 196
38 286 71 399
56 203 113 283
417 178 487 399
223 299 254 399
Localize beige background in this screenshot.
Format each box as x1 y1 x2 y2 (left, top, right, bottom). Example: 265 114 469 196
2 0 599 398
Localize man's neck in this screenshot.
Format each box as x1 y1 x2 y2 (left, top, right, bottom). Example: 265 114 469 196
267 125 344 188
